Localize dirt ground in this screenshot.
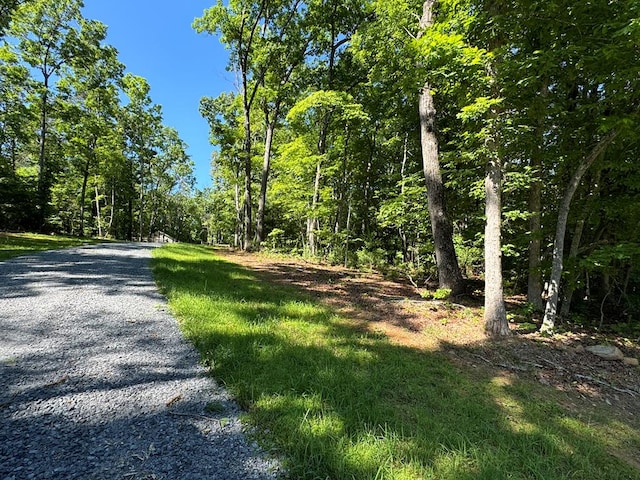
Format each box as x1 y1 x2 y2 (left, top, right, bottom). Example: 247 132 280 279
218 249 640 424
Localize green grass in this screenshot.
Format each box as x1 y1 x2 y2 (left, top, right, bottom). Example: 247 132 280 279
0 232 109 261
152 243 640 480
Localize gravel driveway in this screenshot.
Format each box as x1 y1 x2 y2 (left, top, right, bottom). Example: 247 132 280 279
0 243 280 480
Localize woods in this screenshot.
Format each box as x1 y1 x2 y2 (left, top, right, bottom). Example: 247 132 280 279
1 0 639 335
0 0 197 241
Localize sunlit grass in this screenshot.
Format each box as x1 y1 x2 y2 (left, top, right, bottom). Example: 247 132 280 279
152 243 640 480
0 232 109 261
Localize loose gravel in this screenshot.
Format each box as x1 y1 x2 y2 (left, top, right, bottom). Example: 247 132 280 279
0 243 282 480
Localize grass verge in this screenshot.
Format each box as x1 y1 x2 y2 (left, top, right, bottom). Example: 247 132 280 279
152 243 640 480
0 232 108 261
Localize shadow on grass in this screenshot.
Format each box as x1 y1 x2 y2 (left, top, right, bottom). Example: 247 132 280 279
153 244 640 480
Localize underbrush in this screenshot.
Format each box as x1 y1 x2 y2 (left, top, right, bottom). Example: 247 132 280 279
152 243 640 480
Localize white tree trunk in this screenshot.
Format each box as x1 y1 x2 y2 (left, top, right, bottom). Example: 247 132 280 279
540 131 617 333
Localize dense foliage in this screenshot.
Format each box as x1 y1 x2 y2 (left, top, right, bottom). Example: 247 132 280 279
195 0 640 333
1 1 638 333
0 0 198 241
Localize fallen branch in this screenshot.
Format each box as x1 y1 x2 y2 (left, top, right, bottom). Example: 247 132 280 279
407 273 420 290
497 363 530 372
469 353 492 364
168 410 218 421
538 357 566 371
574 374 638 397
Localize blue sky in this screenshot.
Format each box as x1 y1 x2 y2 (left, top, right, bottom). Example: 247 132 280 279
82 0 232 190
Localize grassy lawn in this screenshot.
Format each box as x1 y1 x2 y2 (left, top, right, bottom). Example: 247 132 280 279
0 232 108 261
152 243 640 480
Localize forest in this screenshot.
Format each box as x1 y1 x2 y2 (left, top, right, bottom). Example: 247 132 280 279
1 0 639 336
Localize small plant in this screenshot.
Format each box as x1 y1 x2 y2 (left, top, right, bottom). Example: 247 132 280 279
515 302 537 318
433 288 452 300
419 289 434 299
266 228 285 250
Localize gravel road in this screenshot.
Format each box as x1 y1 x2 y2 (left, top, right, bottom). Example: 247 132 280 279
0 243 281 480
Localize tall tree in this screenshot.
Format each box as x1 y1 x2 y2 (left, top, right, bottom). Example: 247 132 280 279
56 19 123 236
200 92 245 248
194 0 272 250
8 0 84 229
540 131 618 333
120 73 163 240
0 0 23 37
255 0 310 245
302 0 368 255
483 45 510 335
416 0 464 295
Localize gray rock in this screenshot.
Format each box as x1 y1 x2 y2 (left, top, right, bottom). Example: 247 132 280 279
585 345 624 361
622 357 639 366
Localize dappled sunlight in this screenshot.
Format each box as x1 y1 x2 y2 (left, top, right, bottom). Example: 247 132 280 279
152 244 640 479
487 374 539 435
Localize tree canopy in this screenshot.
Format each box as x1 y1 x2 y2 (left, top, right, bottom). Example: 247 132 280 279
1 0 638 336
0 0 197 241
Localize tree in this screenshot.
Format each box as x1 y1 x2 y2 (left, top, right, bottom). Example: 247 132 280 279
8 0 85 229
416 0 464 295
255 1 310 245
194 0 273 250
0 0 23 37
199 92 245 248
120 73 163 240
55 19 123 236
540 131 619 332
282 90 368 255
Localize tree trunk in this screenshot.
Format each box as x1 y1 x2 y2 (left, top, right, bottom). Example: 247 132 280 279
400 134 410 262
242 105 253 250
127 196 133 241
541 131 617 333
138 184 144 241
559 170 601 317
344 199 352 268
79 156 90 237
527 77 549 311
37 83 49 230
108 184 115 236
527 153 544 310
256 114 276 245
417 0 463 294
307 160 322 256
234 178 242 249
94 183 102 238
79 141 96 237
559 217 585 317
484 148 510 336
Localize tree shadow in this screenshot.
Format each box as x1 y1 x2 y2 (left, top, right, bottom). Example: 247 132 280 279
154 245 640 479
0 243 280 479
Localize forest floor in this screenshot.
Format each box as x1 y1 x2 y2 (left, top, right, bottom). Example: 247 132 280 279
219 249 640 437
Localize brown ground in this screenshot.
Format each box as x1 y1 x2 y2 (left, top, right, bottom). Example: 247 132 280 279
219 249 640 424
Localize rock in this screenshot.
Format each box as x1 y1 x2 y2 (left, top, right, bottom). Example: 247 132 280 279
573 345 585 353
585 345 624 361
622 357 639 366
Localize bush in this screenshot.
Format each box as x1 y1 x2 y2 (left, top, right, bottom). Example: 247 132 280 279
355 247 386 271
